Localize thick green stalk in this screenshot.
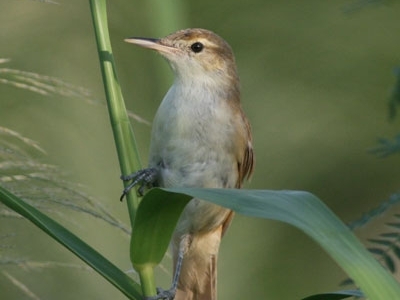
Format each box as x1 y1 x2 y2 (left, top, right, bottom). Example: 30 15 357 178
89 0 140 226
89 0 156 297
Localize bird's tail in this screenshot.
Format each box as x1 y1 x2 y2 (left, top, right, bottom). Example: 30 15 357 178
173 225 224 300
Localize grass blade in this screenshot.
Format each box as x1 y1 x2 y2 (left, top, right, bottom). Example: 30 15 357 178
0 186 142 300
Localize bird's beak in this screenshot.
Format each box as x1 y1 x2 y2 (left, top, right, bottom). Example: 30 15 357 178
124 37 177 56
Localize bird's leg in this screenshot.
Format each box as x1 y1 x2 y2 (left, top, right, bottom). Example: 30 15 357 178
143 236 189 300
143 254 182 300
120 167 158 200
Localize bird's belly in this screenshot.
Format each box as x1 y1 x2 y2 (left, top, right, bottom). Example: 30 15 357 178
157 141 238 189
149 99 238 189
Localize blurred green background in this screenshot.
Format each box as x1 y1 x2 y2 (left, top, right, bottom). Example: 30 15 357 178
1 0 400 299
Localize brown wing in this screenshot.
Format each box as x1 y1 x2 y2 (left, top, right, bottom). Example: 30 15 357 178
236 112 254 188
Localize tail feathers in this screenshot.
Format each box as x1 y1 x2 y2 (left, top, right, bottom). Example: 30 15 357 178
173 226 222 300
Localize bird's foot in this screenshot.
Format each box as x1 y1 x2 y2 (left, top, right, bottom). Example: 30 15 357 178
120 167 158 200
143 287 176 300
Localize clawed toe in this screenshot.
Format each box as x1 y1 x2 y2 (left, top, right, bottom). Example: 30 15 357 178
120 168 158 200
143 287 176 300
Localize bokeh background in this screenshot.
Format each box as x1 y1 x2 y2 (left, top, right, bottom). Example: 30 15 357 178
1 0 400 299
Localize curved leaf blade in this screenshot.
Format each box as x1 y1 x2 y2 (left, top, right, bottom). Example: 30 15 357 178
0 186 142 300
134 188 400 299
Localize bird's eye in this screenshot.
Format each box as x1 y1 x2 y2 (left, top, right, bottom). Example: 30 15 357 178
190 42 204 53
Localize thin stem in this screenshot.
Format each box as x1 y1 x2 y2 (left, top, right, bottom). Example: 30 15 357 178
138 266 157 298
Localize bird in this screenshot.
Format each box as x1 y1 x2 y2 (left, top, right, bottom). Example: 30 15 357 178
122 28 254 300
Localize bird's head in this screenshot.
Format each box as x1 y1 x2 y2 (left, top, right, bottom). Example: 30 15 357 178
125 28 239 84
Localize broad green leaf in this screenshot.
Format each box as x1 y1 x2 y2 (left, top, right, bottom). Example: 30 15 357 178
132 187 400 299
130 188 190 268
302 289 364 299
0 186 142 300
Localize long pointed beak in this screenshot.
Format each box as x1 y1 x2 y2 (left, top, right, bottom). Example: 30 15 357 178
124 37 177 56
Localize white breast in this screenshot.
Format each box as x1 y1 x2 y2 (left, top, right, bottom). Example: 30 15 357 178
148 78 238 189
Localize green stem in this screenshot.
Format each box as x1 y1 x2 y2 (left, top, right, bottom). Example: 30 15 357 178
89 0 157 297
88 0 141 227
138 266 157 298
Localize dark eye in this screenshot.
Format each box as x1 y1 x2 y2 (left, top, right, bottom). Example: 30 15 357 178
190 42 204 53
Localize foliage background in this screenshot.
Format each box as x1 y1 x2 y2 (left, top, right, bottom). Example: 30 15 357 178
1 0 400 299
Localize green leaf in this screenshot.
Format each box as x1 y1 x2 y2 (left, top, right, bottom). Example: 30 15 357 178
132 187 400 300
302 290 364 300
130 188 191 268
0 186 142 300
